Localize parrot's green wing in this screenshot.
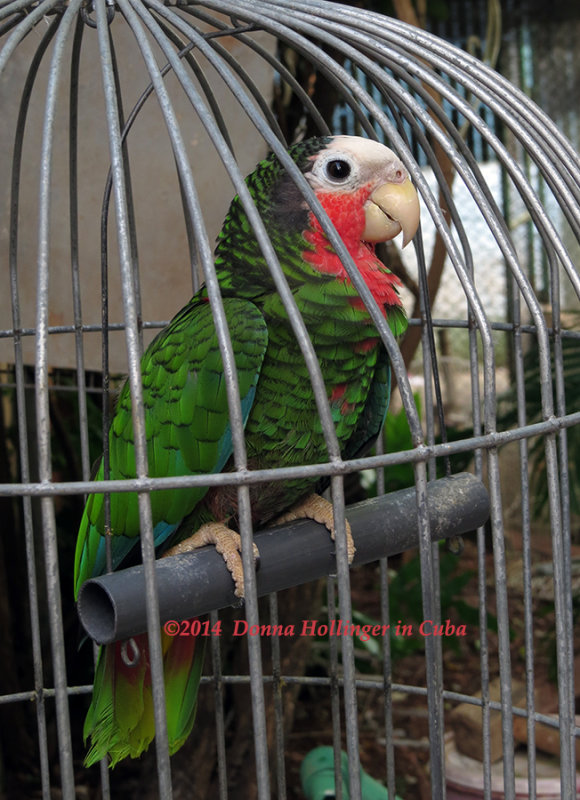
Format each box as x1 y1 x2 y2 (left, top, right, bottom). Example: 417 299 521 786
342 346 391 463
342 305 407 462
74 296 268 598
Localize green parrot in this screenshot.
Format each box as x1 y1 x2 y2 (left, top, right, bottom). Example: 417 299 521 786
74 135 420 766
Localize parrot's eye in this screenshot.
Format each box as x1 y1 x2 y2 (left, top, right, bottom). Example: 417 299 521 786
324 159 352 182
309 150 360 189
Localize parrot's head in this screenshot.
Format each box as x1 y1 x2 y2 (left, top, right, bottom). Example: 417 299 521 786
215 135 420 309
297 135 420 249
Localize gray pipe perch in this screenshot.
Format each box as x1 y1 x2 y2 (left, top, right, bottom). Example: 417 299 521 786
77 472 489 645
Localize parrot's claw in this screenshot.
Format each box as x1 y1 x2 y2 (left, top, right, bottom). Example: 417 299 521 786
164 522 259 599
275 493 355 564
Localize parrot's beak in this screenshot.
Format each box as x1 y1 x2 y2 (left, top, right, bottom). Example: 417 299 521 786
362 177 420 247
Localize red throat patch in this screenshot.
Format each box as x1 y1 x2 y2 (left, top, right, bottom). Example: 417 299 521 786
302 188 403 311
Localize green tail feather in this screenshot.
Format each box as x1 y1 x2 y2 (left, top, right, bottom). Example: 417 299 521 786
163 632 205 753
84 621 205 767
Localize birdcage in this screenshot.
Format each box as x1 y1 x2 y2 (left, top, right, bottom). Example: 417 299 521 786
1 1 579 799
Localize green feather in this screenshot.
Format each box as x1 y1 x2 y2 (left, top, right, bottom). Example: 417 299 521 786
163 632 205 753
74 297 268 596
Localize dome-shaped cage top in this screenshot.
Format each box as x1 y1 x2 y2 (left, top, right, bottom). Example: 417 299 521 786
1 2 579 799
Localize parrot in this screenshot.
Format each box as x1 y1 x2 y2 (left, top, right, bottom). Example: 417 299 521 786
74 134 420 766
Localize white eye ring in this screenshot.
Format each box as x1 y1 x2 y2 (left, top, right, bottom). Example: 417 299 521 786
311 151 360 189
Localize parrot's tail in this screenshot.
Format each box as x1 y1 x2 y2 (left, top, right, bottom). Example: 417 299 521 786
83 619 205 767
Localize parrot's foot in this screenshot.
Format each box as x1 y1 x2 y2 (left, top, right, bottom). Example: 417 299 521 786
164 523 259 598
275 494 355 564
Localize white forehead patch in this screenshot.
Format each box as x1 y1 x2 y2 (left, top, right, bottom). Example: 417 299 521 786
307 135 407 195
327 135 399 165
